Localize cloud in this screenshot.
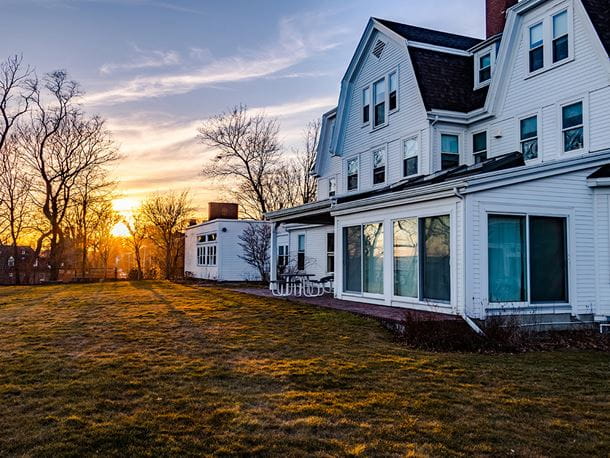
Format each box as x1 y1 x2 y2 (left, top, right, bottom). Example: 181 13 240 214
84 13 348 106
99 47 181 75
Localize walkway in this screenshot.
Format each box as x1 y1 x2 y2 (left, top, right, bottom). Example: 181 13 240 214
230 287 462 325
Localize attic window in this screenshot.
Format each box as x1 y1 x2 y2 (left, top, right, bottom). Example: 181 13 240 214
372 40 386 58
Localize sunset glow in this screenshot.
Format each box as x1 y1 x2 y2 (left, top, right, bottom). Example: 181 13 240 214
111 222 130 238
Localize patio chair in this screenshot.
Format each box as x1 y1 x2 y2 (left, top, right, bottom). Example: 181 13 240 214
304 275 334 297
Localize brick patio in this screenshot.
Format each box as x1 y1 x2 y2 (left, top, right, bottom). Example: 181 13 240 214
230 287 462 325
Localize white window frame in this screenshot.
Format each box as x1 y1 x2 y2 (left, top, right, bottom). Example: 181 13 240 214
328 175 337 198
372 77 387 130
361 87 370 126
326 232 335 274
559 97 587 155
474 47 495 89
439 131 462 170
480 202 575 313
524 5 574 78
345 156 360 192
297 233 306 271
517 111 542 163
472 129 489 164
388 69 399 114
371 146 387 186
402 134 419 178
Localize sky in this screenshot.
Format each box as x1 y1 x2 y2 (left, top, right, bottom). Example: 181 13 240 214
1 0 485 218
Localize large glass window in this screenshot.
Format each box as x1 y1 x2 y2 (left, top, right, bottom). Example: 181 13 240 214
347 158 358 191
479 53 491 83
553 11 569 63
441 134 459 170
363 223 384 294
487 214 568 304
388 72 397 111
520 116 538 160
373 149 385 185
326 233 335 273
421 216 451 301
343 226 362 293
393 219 418 298
297 234 305 270
488 215 527 302
373 78 386 127
403 137 418 177
529 22 544 72
473 132 487 164
562 102 583 152
529 216 568 302
343 224 384 295
362 87 370 124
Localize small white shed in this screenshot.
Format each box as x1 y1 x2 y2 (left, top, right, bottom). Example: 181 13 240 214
184 218 269 282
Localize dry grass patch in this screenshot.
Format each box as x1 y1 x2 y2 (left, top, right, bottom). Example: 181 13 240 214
0 281 608 456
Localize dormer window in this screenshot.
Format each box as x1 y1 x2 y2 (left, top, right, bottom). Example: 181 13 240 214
373 78 386 127
474 47 494 88
479 53 491 83
441 134 460 170
473 131 488 163
529 23 544 72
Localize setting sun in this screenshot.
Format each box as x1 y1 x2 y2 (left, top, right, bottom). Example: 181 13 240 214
111 221 130 238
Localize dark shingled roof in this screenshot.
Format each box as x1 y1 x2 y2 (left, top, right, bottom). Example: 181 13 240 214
587 164 610 179
581 0 610 56
409 47 489 112
375 18 482 50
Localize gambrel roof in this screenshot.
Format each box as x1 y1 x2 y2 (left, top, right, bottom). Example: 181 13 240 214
581 0 610 56
409 47 489 112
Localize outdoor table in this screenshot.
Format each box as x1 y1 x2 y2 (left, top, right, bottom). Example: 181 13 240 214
277 273 315 297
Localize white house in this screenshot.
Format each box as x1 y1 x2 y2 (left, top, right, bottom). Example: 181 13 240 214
267 0 610 327
184 203 270 282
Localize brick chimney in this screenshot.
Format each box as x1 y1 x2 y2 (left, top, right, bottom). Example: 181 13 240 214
486 0 518 37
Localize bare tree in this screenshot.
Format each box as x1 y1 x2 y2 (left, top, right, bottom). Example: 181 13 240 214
294 119 320 205
18 71 119 281
65 168 116 277
140 190 192 280
124 207 148 280
89 201 120 278
238 223 271 283
198 105 282 219
0 136 33 284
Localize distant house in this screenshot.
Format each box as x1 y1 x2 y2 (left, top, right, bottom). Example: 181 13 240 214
266 0 610 328
0 245 50 285
184 203 270 282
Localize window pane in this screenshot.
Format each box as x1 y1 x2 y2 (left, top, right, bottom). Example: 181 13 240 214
441 134 459 153
553 11 568 38
480 53 491 69
373 150 384 167
441 153 460 170
520 116 537 139
564 127 584 152
522 139 538 160
404 138 417 158
329 177 336 196
553 34 569 62
562 102 582 129
373 79 385 103
479 67 491 83
389 72 397 92
363 87 370 105
488 215 527 302
529 216 568 302
363 223 384 294
474 152 487 164
347 158 358 175
530 23 543 47
473 132 487 153
394 219 418 298
529 47 544 72
298 234 305 251
327 233 334 253
374 102 385 126
343 226 362 292
421 215 450 301
404 157 418 176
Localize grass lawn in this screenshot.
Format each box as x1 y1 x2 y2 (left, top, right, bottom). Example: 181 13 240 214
0 282 608 456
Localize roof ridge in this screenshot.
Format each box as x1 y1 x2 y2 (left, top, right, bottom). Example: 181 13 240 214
373 17 483 43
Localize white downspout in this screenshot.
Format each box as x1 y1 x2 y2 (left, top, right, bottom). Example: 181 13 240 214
453 186 485 336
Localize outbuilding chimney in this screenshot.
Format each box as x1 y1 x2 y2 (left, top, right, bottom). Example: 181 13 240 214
486 0 518 38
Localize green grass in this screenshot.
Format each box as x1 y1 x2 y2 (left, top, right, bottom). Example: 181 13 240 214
0 281 608 456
